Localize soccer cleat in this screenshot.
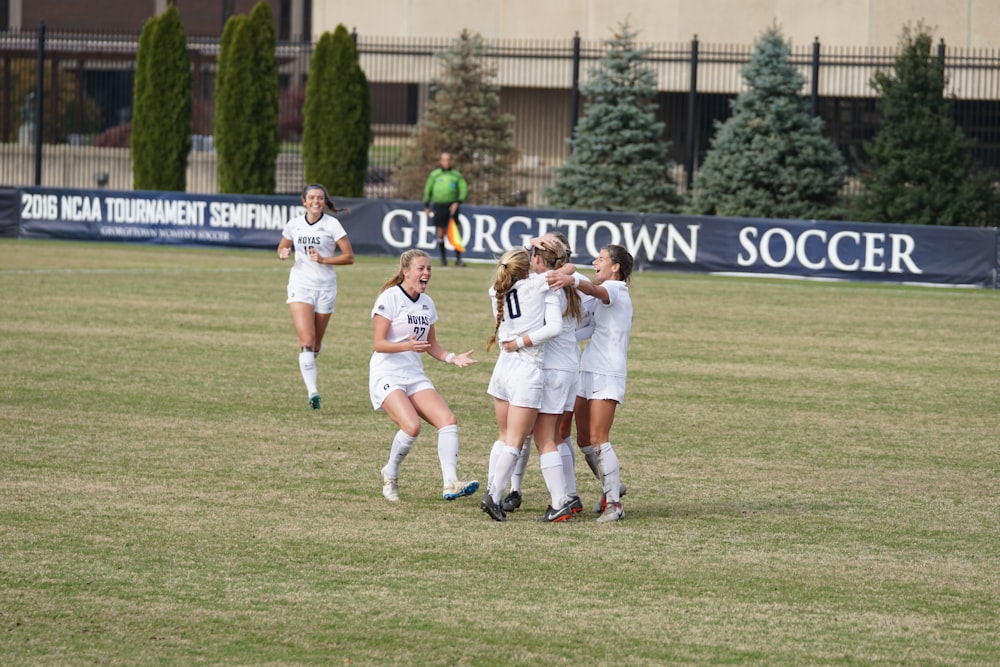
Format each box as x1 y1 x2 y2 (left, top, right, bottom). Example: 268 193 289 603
538 501 574 523
443 479 479 500
501 490 523 512
596 501 624 523
480 495 507 522
567 495 584 514
593 483 628 514
381 472 399 502
309 393 321 410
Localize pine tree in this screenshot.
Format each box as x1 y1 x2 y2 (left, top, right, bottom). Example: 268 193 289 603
853 24 995 226
246 0 280 194
216 1 279 194
545 23 678 214
688 27 845 219
131 4 191 191
130 13 155 184
395 31 519 206
214 15 251 193
302 25 371 197
328 25 371 196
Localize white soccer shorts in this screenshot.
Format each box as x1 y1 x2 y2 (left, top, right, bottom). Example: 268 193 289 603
577 370 626 404
286 286 337 314
369 374 435 410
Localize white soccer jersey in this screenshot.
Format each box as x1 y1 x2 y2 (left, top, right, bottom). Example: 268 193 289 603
542 288 580 373
489 272 559 367
579 280 632 378
281 214 347 291
574 275 598 343
369 284 439 379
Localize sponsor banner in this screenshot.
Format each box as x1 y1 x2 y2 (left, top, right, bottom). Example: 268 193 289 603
640 213 999 288
18 186 330 249
0 187 19 238
17 187 999 287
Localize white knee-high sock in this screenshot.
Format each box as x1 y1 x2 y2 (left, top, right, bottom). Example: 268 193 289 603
490 446 521 503
539 450 568 508
509 436 532 492
486 440 505 496
298 349 318 396
437 424 459 484
384 430 416 478
580 444 601 481
596 442 621 504
559 437 577 496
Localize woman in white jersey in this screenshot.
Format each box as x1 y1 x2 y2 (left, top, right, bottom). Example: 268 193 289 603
549 244 634 522
481 246 562 522
370 249 479 503
499 234 586 522
549 239 628 514
277 184 354 410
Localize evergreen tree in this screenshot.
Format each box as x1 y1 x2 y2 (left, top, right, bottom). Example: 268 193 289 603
247 0 280 194
853 24 995 226
546 23 678 214
395 31 519 206
688 27 845 219
216 1 279 194
303 25 371 197
131 4 191 191
214 15 249 193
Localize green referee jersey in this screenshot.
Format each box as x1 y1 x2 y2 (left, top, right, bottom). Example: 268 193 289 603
423 168 468 206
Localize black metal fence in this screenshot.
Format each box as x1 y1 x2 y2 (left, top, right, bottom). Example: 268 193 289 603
2 27 999 207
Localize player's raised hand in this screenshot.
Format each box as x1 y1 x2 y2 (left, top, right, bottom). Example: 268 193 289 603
449 349 477 367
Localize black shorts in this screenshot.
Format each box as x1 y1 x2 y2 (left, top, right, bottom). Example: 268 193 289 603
431 203 458 229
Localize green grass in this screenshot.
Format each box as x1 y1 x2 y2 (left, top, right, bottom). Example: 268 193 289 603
1 238 998 666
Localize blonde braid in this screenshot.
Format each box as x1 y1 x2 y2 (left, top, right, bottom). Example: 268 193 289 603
486 248 530 351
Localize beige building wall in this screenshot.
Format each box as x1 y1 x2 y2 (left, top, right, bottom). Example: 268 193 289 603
314 0 995 48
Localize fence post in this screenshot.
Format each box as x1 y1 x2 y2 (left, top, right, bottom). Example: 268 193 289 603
685 34 698 192
811 37 820 117
33 21 45 186
569 31 581 144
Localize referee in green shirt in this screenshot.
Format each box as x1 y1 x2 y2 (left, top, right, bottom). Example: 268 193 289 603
423 152 468 267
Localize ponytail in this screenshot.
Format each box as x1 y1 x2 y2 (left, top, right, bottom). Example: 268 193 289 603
486 248 530 351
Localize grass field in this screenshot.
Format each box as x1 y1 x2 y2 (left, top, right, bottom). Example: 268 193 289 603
2 238 998 666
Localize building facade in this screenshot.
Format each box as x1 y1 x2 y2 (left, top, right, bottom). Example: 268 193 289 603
1 1 997 202
4 0 311 40
312 0 996 49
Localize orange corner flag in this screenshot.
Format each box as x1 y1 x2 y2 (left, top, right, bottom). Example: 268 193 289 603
447 218 465 253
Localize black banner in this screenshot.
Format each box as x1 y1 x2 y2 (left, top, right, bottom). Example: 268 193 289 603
0 188 20 238
16 187 999 288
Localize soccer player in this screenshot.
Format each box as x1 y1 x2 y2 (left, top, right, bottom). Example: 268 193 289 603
499 235 587 521
277 184 354 410
549 245 634 522
370 249 479 502
481 246 562 522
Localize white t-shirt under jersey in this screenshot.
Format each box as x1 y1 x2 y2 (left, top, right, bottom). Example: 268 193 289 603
579 279 632 378
281 213 347 291
369 284 439 379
